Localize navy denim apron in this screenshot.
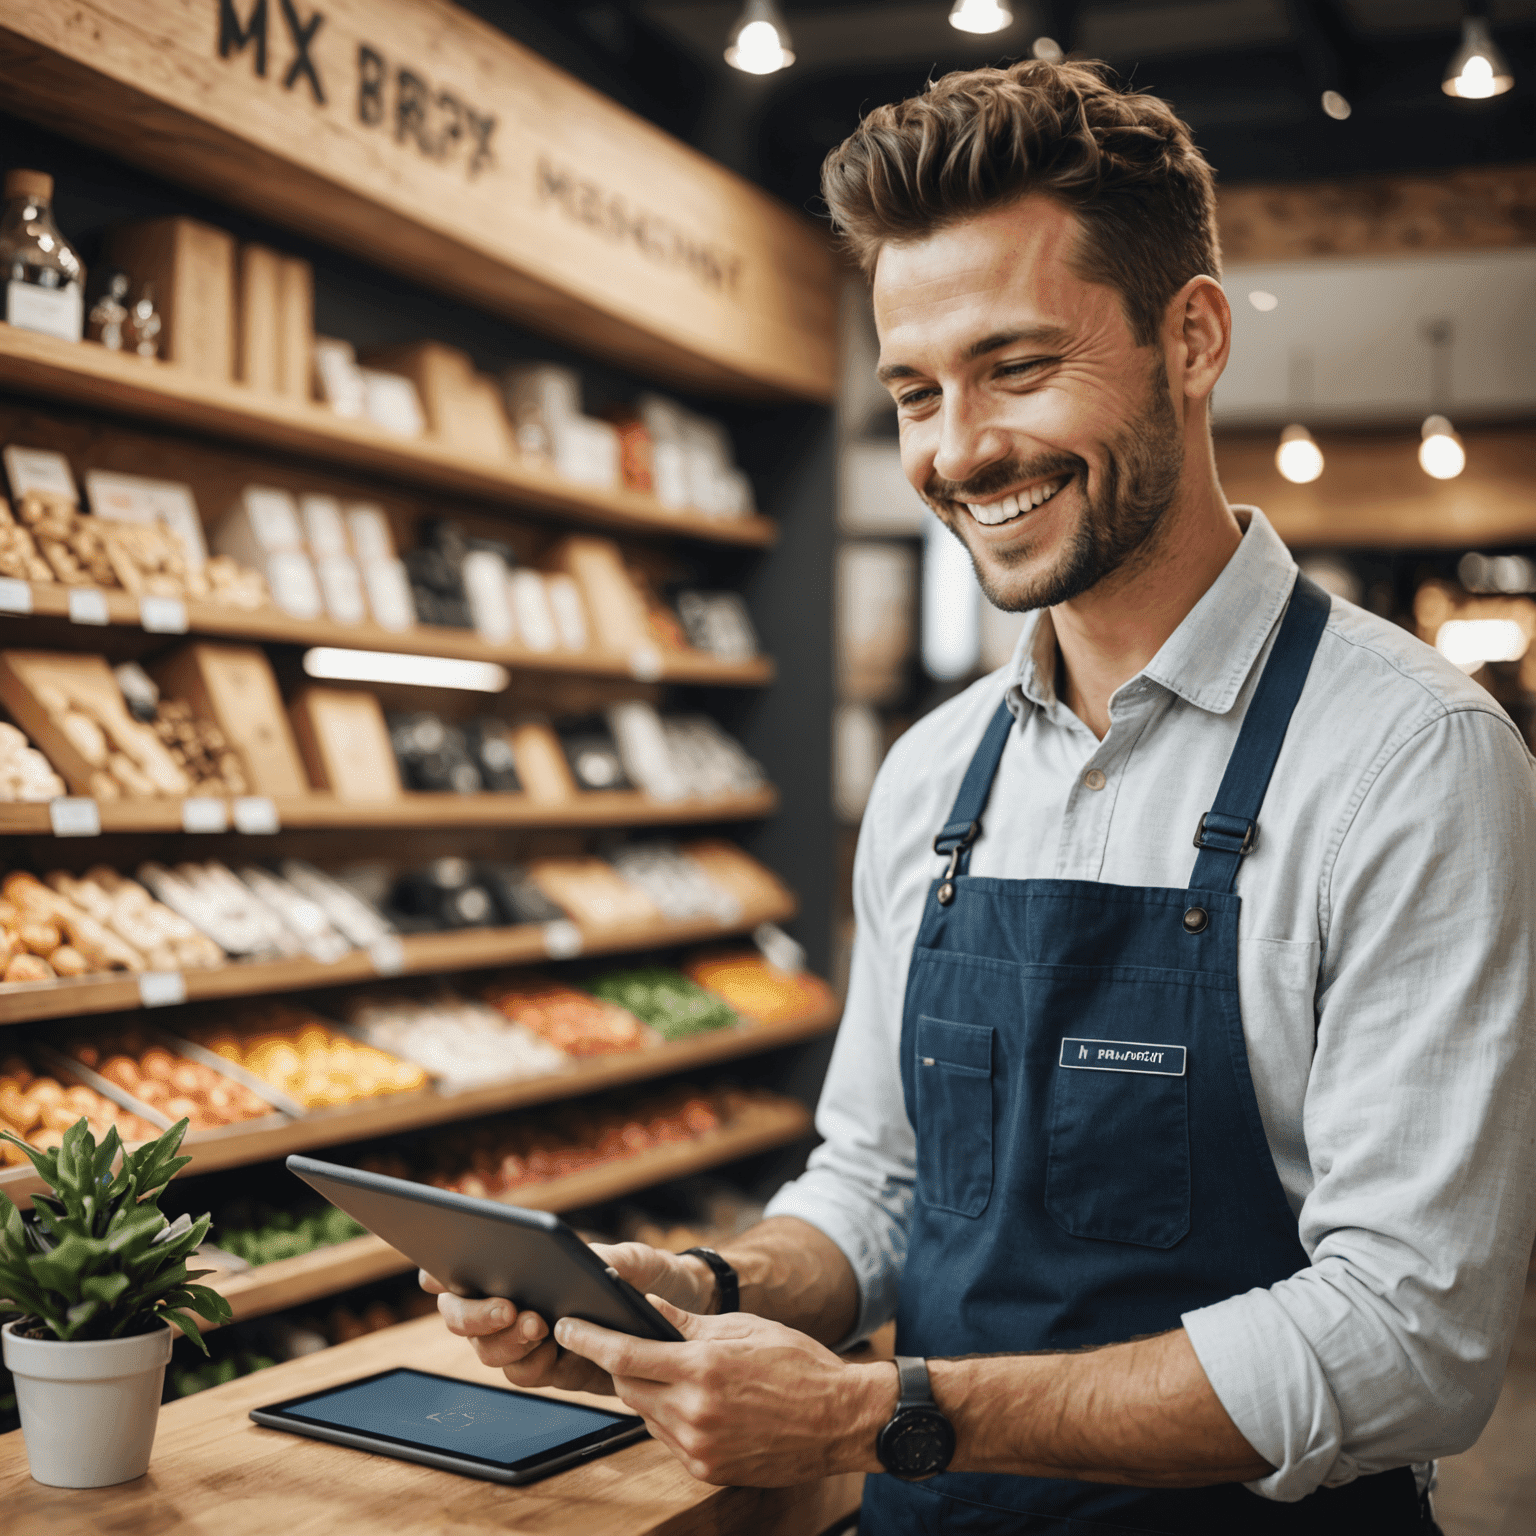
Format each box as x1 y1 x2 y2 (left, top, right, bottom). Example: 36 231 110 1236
862 576 1428 1533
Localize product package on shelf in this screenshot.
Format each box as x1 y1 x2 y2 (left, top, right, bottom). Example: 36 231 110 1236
503 365 619 489
344 503 415 632
636 394 755 518
504 720 577 802
558 715 633 792
83 470 211 571
342 989 566 1093
483 976 655 1057
606 842 742 924
186 1005 428 1110
685 950 837 1023
675 590 760 662
587 967 739 1041
236 243 313 402
1 170 85 342
354 1082 769 1200
401 519 474 629
525 855 661 928
62 1029 285 1133
213 486 322 621
368 342 516 461
113 661 249 798
0 1052 161 1162
289 686 401 803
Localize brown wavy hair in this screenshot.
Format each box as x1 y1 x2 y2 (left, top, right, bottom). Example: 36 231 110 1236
822 60 1220 345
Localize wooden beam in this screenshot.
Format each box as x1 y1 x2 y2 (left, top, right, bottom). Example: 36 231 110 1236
0 1 837 402
1219 164 1536 264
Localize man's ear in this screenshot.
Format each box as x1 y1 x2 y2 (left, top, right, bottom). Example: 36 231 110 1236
1166 275 1230 407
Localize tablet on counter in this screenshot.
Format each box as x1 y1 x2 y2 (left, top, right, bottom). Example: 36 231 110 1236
250 1366 647 1483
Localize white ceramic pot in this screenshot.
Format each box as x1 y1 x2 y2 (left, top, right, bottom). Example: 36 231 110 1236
2 1319 173 1488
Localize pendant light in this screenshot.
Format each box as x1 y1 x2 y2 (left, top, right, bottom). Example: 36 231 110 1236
1419 415 1467 480
725 0 795 75
949 0 1013 35
1275 424 1324 485
1442 15 1513 99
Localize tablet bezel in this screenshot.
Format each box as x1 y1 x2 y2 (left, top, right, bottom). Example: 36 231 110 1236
249 1366 648 1485
284 1154 686 1344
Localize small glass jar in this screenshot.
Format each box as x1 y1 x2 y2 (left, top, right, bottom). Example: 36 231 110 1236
0 169 86 343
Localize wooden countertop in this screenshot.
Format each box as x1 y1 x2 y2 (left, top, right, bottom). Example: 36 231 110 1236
0 1313 863 1535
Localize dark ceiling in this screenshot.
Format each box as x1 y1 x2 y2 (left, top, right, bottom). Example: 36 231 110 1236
468 0 1536 216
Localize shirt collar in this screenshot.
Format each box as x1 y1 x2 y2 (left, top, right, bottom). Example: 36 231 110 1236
1005 508 1298 719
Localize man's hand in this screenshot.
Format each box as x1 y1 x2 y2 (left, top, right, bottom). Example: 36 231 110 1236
420 1241 716 1397
553 1294 894 1486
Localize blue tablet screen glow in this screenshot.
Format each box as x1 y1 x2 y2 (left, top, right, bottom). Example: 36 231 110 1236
281 1369 630 1466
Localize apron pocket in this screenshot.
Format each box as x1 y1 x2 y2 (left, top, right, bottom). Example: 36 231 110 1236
1044 1051 1190 1248
915 1015 994 1219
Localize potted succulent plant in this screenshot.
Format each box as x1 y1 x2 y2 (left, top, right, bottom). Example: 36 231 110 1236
0 1116 231 1488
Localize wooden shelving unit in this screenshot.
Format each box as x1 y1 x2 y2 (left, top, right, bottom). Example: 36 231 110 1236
0 326 777 548
0 1004 837 1207
0 785 778 837
3 580 775 688
205 1095 814 1326
0 887 800 1027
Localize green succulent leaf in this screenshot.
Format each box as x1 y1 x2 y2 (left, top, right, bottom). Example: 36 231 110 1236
80 1272 131 1305
162 1308 210 1356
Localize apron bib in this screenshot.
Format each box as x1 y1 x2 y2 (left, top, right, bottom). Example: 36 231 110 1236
863 576 1426 1534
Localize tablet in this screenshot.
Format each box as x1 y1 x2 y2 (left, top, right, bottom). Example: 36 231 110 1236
285 1154 686 1343
250 1366 647 1483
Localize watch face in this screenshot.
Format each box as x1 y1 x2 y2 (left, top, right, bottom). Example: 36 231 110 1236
882 1409 956 1480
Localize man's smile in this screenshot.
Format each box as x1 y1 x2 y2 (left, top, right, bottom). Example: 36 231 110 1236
960 472 1073 527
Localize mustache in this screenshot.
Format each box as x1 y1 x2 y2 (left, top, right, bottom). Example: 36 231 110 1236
922 453 1083 506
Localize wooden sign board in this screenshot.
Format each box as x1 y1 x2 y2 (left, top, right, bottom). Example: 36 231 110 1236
0 1 837 402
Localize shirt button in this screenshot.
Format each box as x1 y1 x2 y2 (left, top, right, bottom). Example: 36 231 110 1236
1083 769 1106 790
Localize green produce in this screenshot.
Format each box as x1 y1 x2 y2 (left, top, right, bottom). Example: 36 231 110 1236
216 1204 366 1268
588 968 738 1041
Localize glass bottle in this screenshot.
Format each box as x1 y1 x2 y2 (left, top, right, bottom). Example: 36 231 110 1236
0 169 86 343
86 270 131 350
125 281 162 360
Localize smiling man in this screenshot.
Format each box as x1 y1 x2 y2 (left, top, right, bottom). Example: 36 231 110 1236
428 61 1536 1534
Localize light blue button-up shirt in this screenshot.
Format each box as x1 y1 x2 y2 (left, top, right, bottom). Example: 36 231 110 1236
767 509 1536 1501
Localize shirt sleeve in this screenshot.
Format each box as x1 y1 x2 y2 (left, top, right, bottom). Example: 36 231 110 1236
1183 705 1536 1501
764 752 916 1344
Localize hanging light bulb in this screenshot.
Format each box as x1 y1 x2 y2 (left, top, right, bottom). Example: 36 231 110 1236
1419 414 1467 479
1442 16 1514 98
950 0 1013 34
725 0 795 74
1276 424 1324 485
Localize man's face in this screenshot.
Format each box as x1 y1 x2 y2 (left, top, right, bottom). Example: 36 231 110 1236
874 196 1185 612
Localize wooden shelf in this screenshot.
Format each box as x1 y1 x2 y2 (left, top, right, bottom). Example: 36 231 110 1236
0 1003 836 1209
206 1095 814 1325
0 888 798 1027
0 786 778 837
4 580 775 688
0 325 778 547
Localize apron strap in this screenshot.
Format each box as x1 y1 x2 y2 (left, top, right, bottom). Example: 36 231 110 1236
1188 573 1331 894
933 699 1014 878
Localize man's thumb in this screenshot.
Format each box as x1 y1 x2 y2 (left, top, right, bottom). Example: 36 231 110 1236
647 1292 707 1338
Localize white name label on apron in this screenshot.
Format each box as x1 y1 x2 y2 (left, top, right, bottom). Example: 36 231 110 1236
1059 1038 1187 1076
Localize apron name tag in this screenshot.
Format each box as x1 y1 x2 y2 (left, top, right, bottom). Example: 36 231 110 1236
1059 1038 1187 1077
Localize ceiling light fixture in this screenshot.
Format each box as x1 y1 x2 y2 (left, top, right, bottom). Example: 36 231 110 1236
1436 618 1528 671
949 0 1013 35
302 648 510 693
1419 414 1467 480
1442 15 1513 99
725 0 795 74
1320 90 1352 120
1275 423 1324 485
1030 34 1063 61
1248 290 1279 312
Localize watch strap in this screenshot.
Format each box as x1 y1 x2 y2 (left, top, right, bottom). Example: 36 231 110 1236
681 1246 738 1313
894 1354 934 1409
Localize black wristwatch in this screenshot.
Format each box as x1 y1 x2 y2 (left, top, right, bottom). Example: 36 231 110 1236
681 1246 738 1313
876 1355 956 1480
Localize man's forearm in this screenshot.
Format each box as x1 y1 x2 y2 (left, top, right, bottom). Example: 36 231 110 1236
687 1216 861 1346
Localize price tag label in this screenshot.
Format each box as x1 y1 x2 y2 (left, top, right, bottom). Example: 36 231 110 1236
68 588 110 626
628 643 663 682
180 797 228 834
48 797 100 837
368 935 406 976
139 595 188 634
233 796 279 834
541 920 583 960
137 971 186 1009
0 578 32 615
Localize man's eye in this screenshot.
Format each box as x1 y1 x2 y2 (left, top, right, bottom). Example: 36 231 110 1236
897 388 938 407
1000 358 1055 379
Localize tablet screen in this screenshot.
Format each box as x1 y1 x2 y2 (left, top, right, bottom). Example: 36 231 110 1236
267 1368 638 1470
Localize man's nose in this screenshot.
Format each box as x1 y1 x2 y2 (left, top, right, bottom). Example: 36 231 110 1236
931 395 1013 488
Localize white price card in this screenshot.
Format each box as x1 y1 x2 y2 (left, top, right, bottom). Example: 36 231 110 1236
68 588 110 626
233 796 279 834
0 578 32 615
138 971 187 1009
368 935 406 976
627 643 663 682
48 797 100 837
180 797 228 834
541 920 583 960
139 595 188 634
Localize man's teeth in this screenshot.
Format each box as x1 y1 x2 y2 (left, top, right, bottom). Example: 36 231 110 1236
964 477 1067 526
